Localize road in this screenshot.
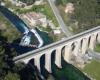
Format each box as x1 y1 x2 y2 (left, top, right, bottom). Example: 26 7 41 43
88 50 100 61
47 0 72 37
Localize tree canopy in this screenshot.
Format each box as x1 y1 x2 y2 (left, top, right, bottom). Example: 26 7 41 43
55 0 100 32
18 0 36 5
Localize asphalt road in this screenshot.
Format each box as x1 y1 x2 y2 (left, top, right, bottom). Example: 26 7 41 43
88 50 100 61
47 0 72 37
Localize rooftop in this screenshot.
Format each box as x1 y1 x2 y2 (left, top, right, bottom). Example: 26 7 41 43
24 12 46 20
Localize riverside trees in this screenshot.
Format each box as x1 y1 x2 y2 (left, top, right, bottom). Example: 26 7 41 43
0 37 20 80
18 0 36 5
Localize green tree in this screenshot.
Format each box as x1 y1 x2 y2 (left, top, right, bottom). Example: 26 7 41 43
4 72 20 80
74 0 97 28
18 0 36 5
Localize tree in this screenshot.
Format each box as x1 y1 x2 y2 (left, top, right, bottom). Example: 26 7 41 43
4 72 20 80
55 0 62 5
74 0 97 28
18 0 36 5
0 34 20 80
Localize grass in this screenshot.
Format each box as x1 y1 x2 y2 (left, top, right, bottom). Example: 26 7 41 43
83 60 100 80
95 44 100 52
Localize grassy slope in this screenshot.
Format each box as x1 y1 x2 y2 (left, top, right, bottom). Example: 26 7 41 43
95 44 100 52
83 60 100 80
14 3 58 27
0 12 20 42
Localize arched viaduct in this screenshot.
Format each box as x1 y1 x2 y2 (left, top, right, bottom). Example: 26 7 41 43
13 26 100 73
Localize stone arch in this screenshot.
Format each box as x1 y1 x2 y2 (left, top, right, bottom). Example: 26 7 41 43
28 59 35 65
96 32 100 43
51 50 56 71
80 39 83 49
51 50 56 64
27 58 38 71
55 46 64 68
96 33 98 42
88 36 91 47
71 39 83 56
39 54 47 76
71 42 76 51
62 46 66 59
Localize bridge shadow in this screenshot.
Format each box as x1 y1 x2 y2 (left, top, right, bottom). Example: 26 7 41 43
40 54 51 79
51 49 90 80
51 60 90 80
17 49 90 80
39 51 56 79
39 49 91 80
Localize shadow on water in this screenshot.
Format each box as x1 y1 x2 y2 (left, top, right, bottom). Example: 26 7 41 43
38 51 90 80
35 28 53 46
51 51 90 80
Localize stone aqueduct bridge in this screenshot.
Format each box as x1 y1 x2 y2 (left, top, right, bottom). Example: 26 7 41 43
14 26 100 73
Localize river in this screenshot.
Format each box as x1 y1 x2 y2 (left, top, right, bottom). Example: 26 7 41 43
0 6 53 55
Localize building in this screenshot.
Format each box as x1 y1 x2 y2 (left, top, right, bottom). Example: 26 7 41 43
53 29 61 35
21 12 47 27
34 0 43 5
65 3 74 14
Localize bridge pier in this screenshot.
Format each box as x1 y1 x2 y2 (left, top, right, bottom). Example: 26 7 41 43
34 55 41 72
64 43 71 63
55 46 63 68
89 34 96 50
45 50 52 73
97 32 100 43
73 40 81 56
81 38 88 54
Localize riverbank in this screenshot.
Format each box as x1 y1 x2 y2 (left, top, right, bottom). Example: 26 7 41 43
0 6 53 54
0 12 20 42
82 60 100 80
52 61 90 80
